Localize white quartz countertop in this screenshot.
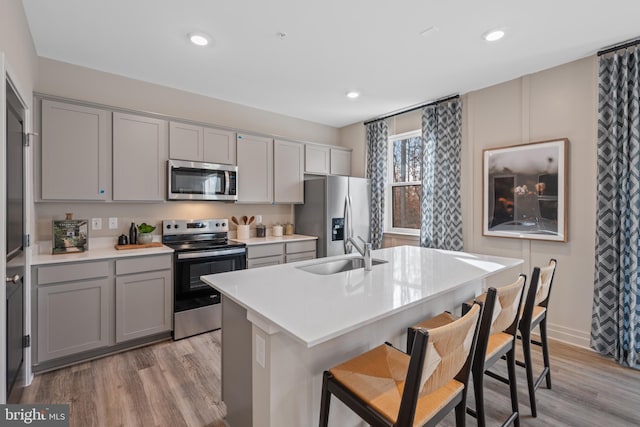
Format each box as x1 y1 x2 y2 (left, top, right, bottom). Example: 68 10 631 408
230 234 317 246
31 238 174 265
201 246 522 347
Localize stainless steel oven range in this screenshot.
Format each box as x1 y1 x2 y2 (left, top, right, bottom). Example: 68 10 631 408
162 218 247 340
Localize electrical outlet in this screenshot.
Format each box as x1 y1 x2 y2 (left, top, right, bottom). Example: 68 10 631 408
91 218 102 230
108 217 118 229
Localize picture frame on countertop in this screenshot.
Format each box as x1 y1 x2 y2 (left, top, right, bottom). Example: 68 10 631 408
483 138 568 242
52 219 89 254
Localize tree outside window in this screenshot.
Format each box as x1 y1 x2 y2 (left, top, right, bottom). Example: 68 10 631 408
387 130 422 233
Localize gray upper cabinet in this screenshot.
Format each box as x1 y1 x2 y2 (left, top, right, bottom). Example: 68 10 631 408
305 144 331 175
113 112 168 201
274 140 304 204
330 148 352 176
169 121 203 161
41 99 111 200
203 127 236 165
237 134 273 203
170 121 236 165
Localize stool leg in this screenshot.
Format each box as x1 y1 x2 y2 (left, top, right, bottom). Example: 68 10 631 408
521 329 537 417
319 371 331 427
540 317 552 389
506 348 520 427
472 362 486 427
455 396 467 427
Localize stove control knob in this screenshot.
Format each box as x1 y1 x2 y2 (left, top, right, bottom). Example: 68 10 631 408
175 224 179 229
166 224 171 229
222 222 226 227
216 222 220 227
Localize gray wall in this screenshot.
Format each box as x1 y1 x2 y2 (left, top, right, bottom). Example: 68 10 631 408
339 56 598 348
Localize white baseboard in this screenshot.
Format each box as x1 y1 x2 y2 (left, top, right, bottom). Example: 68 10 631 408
545 322 591 349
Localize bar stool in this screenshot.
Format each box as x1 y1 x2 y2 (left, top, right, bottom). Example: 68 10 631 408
517 259 557 417
409 275 526 427
319 303 482 427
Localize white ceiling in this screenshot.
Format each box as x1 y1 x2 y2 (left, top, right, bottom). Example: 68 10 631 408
21 0 640 128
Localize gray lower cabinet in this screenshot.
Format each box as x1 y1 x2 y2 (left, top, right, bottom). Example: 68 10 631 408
37 273 112 363
115 255 172 343
247 241 316 268
35 254 172 366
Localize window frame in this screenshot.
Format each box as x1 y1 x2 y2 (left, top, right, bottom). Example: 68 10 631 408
385 129 422 236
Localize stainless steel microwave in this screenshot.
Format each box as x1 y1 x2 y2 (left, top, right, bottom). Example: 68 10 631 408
167 160 238 201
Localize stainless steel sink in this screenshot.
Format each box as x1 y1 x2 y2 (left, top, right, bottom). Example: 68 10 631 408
297 256 387 275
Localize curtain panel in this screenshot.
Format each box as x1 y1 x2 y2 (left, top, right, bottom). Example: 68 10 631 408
366 121 388 249
420 100 463 250
592 46 640 368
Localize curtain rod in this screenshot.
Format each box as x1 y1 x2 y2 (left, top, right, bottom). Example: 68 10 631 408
363 94 459 126
598 37 640 56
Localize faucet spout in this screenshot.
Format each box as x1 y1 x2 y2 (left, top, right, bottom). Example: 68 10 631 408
347 236 373 271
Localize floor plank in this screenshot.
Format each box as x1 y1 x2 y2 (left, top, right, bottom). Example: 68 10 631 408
20 330 640 426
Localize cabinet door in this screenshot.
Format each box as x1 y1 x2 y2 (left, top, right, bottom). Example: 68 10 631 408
305 144 331 175
330 148 352 176
169 121 203 161
113 113 168 201
203 127 236 165
37 278 111 362
115 269 172 343
236 134 273 203
41 99 110 200
247 255 285 269
274 140 304 203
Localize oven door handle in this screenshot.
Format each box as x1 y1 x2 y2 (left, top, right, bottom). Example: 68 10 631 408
224 171 230 195
177 248 247 260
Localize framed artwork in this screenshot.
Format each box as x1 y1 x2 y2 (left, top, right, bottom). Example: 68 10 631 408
52 219 88 254
483 139 568 242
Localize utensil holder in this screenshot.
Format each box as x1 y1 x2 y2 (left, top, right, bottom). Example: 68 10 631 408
237 225 250 239
272 225 283 237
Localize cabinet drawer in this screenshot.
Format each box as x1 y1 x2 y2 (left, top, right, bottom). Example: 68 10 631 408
285 251 316 263
116 254 172 276
247 243 284 259
247 255 284 269
286 240 316 254
38 261 110 285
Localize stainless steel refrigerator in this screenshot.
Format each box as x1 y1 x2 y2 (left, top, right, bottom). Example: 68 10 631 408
295 176 370 258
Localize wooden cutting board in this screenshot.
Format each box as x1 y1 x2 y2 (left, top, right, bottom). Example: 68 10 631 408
114 242 164 250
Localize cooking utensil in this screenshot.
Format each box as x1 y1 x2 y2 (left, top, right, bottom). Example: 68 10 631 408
231 216 239 225
242 215 248 224
248 216 255 225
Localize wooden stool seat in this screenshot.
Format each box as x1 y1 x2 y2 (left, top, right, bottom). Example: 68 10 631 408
330 344 464 426
486 332 513 361
320 304 482 427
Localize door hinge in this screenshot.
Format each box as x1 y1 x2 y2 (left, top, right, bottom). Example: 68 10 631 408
23 335 31 348
24 234 30 248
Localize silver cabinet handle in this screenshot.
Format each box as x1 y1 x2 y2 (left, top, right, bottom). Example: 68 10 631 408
6 274 21 284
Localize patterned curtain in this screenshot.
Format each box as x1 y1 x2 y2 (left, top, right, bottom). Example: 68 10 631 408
366 121 388 249
592 46 640 369
420 100 463 250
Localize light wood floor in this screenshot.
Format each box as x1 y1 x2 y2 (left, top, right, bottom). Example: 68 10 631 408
21 330 640 427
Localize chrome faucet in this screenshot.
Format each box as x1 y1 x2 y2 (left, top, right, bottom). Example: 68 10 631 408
348 236 373 271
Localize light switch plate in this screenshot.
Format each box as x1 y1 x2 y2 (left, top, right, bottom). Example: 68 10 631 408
91 218 102 230
108 217 118 229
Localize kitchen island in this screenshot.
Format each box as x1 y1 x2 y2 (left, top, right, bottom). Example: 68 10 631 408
201 246 522 427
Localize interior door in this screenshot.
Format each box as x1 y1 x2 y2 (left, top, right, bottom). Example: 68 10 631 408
5 82 25 402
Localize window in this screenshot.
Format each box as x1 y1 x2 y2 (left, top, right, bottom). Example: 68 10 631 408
386 130 422 234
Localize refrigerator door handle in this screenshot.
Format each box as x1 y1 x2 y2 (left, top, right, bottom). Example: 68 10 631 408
348 194 354 240
344 195 351 254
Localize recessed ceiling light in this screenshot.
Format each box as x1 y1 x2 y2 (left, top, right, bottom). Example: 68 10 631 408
345 91 360 99
189 32 211 46
483 29 505 42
